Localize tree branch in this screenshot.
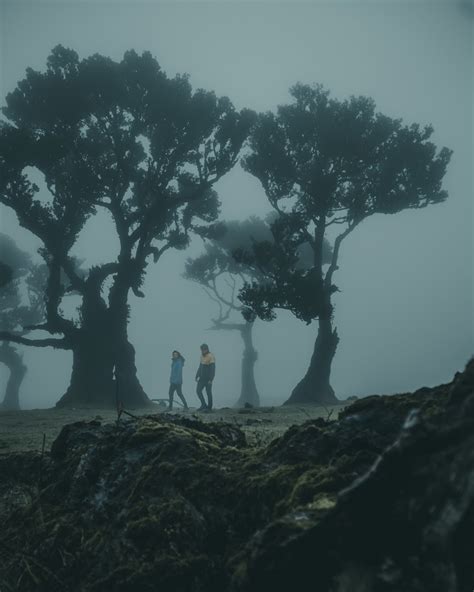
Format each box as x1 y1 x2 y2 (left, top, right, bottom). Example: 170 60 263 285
0 332 70 349
209 276 241 312
208 321 246 332
202 287 226 320
44 256 76 336
22 323 50 332
60 255 86 293
325 216 347 226
86 263 119 291
325 222 358 289
148 243 173 263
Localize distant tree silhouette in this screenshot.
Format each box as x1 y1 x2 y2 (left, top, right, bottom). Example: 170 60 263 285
0 234 46 410
0 45 255 407
0 262 13 289
238 84 452 405
184 218 269 407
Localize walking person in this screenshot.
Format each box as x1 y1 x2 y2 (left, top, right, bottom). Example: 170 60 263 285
169 350 188 411
195 343 215 411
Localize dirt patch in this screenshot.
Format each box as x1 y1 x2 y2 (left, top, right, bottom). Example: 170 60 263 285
0 404 344 454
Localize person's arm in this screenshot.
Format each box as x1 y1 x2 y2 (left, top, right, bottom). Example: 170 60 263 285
208 355 215 382
195 363 201 381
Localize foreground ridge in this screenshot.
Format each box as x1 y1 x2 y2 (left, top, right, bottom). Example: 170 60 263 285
1 360 473 591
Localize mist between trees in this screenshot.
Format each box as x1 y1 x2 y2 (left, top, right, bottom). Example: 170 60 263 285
0 46 452 410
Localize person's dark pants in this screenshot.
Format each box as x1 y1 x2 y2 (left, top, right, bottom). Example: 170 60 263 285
169 383 188 409
196 380 213 409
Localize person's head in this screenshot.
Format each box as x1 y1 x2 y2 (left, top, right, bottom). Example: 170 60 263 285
200 343 209 355
172 350 184 361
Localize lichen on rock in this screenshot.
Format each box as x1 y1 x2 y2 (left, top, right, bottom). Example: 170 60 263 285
1 360 473 591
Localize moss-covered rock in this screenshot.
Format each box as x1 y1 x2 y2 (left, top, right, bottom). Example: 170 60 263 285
231 360 474 592
1 360 473 591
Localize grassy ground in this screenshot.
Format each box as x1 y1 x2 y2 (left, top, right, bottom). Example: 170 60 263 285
0 402 347 454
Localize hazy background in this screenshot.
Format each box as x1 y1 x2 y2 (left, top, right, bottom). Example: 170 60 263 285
0 0 472 409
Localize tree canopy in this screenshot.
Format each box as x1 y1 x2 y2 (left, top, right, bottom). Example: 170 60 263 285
238 83 452 324
0 45 255 406
1 45 256 303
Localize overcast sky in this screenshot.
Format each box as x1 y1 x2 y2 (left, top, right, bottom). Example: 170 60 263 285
0 0 472 409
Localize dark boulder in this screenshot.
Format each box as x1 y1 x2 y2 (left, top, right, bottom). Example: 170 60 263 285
1 360 472 592
231 360 474 592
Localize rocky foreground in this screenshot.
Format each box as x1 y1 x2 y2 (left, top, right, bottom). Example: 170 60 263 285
1 360 473 592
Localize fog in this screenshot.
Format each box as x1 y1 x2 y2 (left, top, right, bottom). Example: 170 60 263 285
0 0 472 409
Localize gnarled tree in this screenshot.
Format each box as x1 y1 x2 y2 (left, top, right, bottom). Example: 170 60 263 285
184 218 271 407
0 46 255 407
239 84 452 405
0 234 46 410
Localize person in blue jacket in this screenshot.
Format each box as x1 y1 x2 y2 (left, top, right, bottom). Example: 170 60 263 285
169 350 188 410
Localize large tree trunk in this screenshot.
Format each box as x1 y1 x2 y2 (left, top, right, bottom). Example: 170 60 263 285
235 322 260 407
0 343 27 410
109 277 151 408
56 328 115 408
114 339 150 408
56 284 151 409
285 315 339 405
56 334 150 408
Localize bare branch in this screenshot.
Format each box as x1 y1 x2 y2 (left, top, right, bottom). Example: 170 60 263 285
209 321 246 332
203 287 224 318
323 407 334 422
60 255 85 293
132 286 145 298
209 276 241 312
325 222 358 289
44 257 76 336
325 216 347 226
22 323 50 332
147 241 173 264
0 332 70 349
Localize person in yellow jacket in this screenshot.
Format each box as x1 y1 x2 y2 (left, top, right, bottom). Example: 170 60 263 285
195 343 215 411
